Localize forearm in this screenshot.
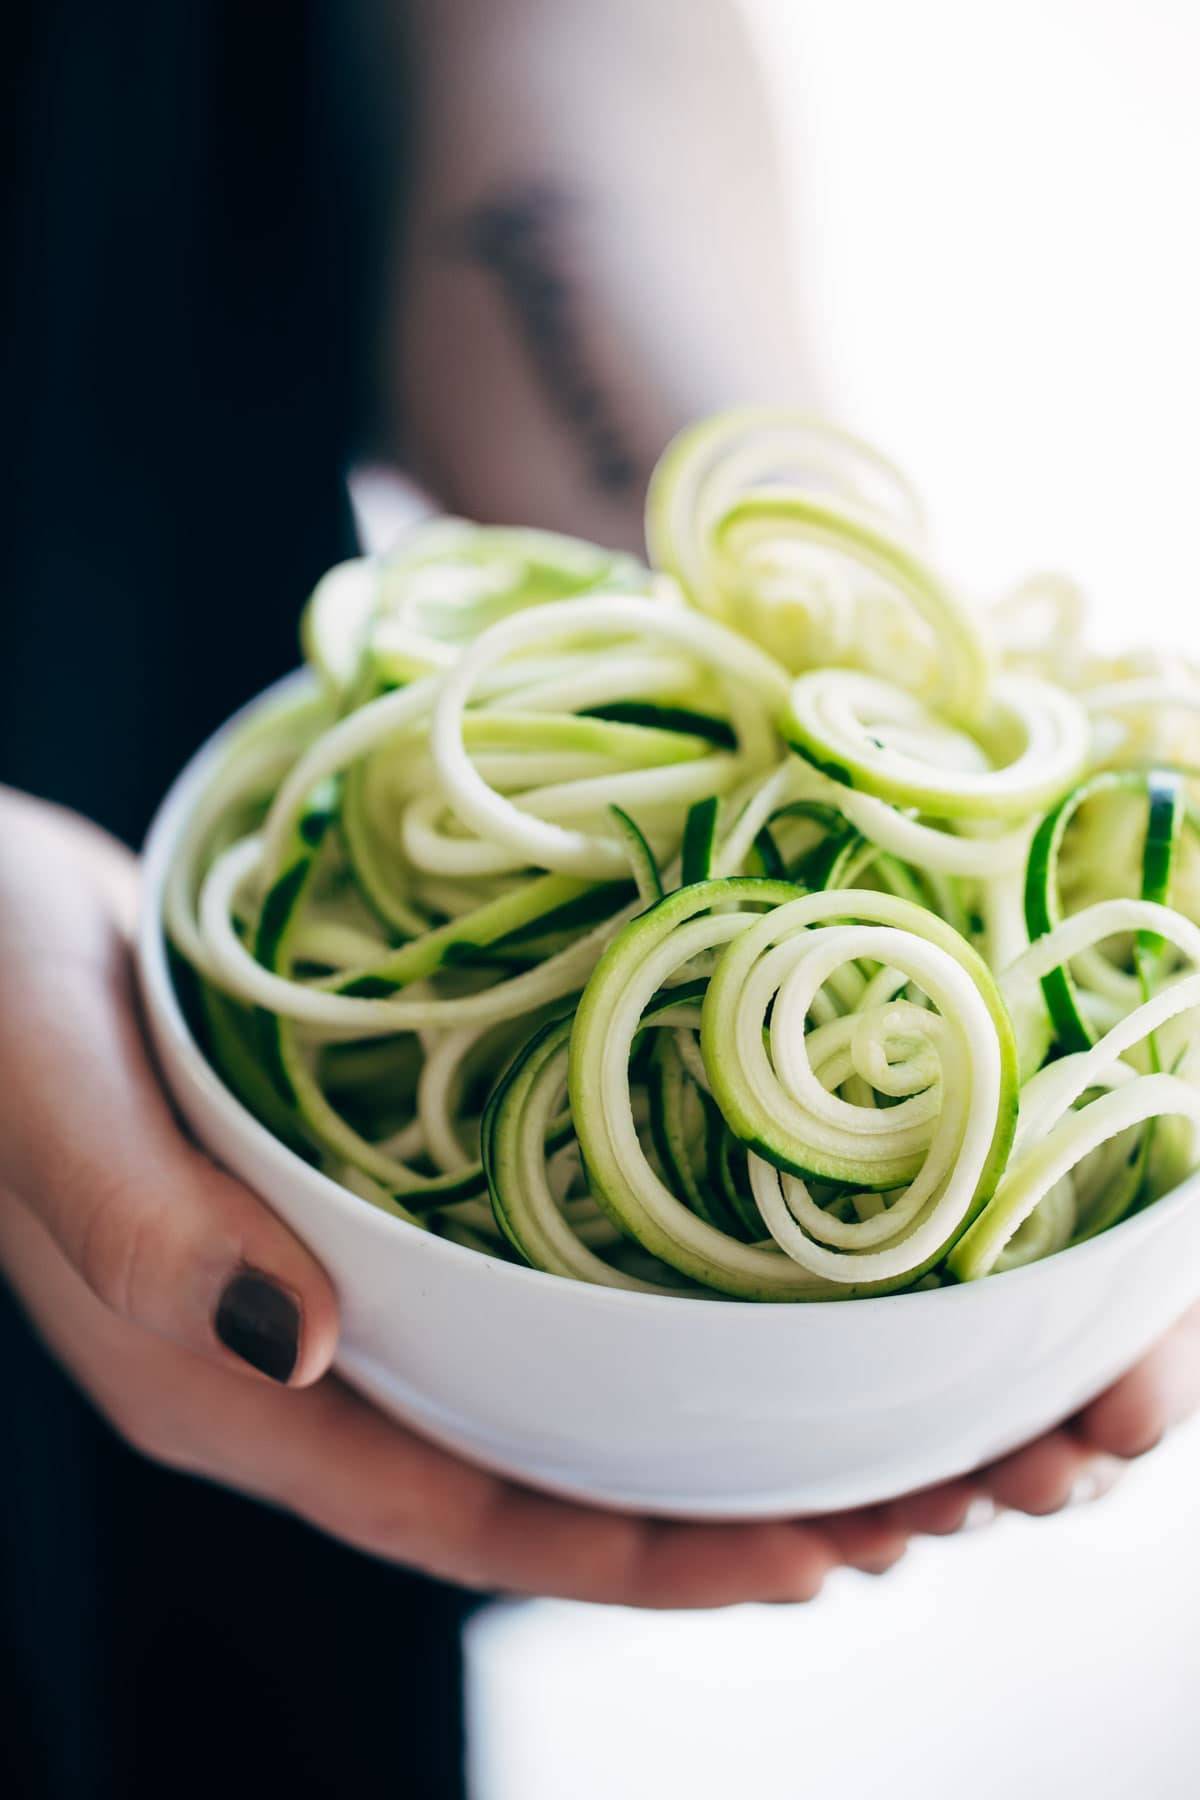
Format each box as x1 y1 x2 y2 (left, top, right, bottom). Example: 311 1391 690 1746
391 0 820 550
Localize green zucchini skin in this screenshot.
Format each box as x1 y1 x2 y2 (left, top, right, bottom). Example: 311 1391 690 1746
609 806 665 905
582 700 738 751
1025 767 1188 1053
680 796 720 886
169 412 1200 1297
251 797 494 1211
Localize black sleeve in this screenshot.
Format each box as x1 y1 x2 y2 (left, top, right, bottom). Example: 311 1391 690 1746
2 0 404 844
2 12 478 1798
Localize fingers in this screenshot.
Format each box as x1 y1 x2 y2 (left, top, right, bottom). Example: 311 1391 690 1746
1073 1304 1200 1458
820 1512 911 1575
0 799 339 1385
975 1428 1125 1514
884 1440 1121 1536
880 1478 988 1538
889 1311 1200 1535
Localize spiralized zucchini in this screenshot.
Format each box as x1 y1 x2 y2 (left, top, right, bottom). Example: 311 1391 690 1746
164 411 1200 1298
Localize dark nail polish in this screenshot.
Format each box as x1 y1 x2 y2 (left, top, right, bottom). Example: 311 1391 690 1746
215 1269 300 1382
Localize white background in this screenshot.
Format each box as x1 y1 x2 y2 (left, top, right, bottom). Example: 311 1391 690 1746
466 5 1200 1795
469 1442 1199 1799
746 0 1200 646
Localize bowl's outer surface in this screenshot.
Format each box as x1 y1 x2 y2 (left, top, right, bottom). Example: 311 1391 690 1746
138 679 1200 1518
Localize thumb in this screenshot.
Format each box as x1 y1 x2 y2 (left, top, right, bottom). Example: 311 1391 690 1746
0 801 339 1385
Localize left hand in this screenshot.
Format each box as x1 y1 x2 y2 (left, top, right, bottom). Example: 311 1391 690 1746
881 1305 1200 1535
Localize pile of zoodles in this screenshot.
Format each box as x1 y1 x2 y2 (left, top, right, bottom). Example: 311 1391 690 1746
165 411 1200 1300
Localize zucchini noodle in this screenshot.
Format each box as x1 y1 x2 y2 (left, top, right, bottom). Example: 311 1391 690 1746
162 412 1200 1296
645 408 987 719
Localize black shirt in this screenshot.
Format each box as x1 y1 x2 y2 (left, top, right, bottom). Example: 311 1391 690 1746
3 6 477 1795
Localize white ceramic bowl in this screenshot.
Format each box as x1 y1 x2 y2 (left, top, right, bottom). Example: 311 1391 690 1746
138 681 1200 1519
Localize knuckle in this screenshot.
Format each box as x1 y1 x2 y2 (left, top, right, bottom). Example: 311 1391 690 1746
74 1179 166 1322
1123 1413 1168 1459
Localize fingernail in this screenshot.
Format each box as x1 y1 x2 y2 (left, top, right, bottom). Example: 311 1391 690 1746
215 1269 300 1382
1066 1461 1124 1508
961 1496 999 1531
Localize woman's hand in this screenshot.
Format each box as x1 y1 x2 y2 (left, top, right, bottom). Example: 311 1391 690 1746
885 1303 1200 1533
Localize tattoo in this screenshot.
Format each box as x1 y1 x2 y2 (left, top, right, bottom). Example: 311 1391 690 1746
449 182 639 495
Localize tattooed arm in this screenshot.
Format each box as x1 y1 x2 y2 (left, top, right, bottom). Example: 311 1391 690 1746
391 0 820 551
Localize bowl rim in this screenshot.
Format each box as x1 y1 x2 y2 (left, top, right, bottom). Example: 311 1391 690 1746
137 668 1200 1323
